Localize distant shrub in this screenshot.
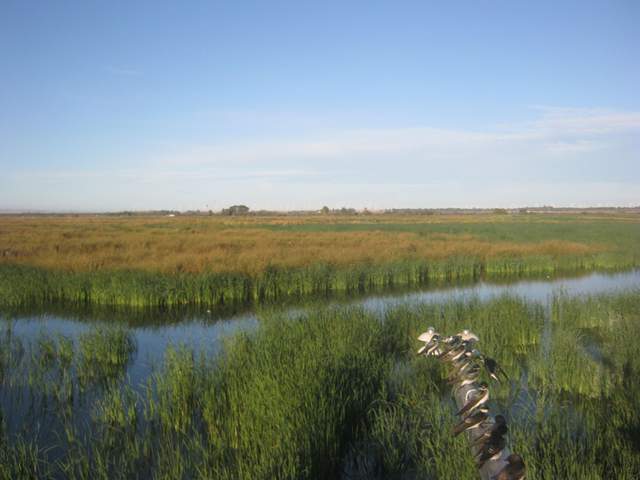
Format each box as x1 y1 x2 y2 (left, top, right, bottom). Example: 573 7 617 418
222 205 250 216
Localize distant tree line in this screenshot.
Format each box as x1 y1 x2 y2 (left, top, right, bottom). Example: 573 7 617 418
54 205 640 218
221 205 250 216
320 206 358 215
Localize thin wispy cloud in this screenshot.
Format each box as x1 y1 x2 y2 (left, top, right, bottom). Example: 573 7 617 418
543 140 602 155
157 106 640 169
529 106 640 135
7 167 326 184
104 66 141 77
2 107 638 211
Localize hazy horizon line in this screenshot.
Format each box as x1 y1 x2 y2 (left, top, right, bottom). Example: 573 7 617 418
2 204 639 215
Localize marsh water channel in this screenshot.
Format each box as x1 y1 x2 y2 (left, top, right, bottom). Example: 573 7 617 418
1 269 640 468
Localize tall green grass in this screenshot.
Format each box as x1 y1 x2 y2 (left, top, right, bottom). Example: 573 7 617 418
77 327 136 385
1 250 635 311
1 291 640 478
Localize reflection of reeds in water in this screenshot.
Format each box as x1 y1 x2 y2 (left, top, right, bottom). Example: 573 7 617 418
1 291 640 478
78 327 136 385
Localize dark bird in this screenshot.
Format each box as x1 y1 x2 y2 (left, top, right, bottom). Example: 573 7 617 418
448 365 481 385
445 334 463 346
453 407 489 436
451 364 482 387
450 349 466 362
471 415 508 448
492 453 526 480
483 356 509 382
452 348 481 367
437 338 457 352
451 355 481 378
452 376 482 397
450 343 474 361
453 355 480 372
475 434 506 469
448 361 475 381
426 342 441 356
438 335 464 356
417 338 443 356
439 344 466 362
456 383 489 418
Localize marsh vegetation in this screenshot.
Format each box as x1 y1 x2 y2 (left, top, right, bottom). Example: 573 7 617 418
1 286 639 479
1 213 638 309
1 214 639 478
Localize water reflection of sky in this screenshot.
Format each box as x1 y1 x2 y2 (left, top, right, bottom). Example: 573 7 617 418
359 270 640 313
5 312 259 388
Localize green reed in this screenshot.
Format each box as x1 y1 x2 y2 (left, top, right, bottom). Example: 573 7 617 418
1 291 640 478
1 249 636 312
77 327 136 385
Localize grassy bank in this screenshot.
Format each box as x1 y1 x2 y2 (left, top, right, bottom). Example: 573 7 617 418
1 213 638 309
0 256 631 310
2 291 640 478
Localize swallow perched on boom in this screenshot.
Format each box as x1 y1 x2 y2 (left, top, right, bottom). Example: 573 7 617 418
453 407 489 436
439 343 467 362
417 327 436 343
492 453 526 480
456 383 489 418
452 375 483 397
456 329 480 343
450 349 467 362
426 342 441 356
447 361 477 381
475 434 506 469
450 351 482 377
482 356 509 382
416 327 524 478
444 334 463 346
417 328 441 355
470 415 507 448
448 364 481 386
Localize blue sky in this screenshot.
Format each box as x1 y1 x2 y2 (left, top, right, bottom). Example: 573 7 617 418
1 1 638 211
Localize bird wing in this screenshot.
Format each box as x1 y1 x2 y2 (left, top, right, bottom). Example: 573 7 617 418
418 331 434 342
456 389 488 417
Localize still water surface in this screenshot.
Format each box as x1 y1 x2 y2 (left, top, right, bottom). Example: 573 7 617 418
1 268 639 465
3 269 639 390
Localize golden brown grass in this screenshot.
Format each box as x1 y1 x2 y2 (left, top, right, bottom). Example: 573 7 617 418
0 214 620 275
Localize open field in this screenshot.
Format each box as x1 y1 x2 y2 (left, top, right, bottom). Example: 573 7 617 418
1 213 639 309
1 290 639 479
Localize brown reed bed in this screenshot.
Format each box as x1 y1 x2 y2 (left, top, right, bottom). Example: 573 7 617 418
0 213 637 309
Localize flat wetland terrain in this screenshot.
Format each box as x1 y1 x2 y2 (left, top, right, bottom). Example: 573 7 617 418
1 212 638 309
1 212 640 479
2 213 638 274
